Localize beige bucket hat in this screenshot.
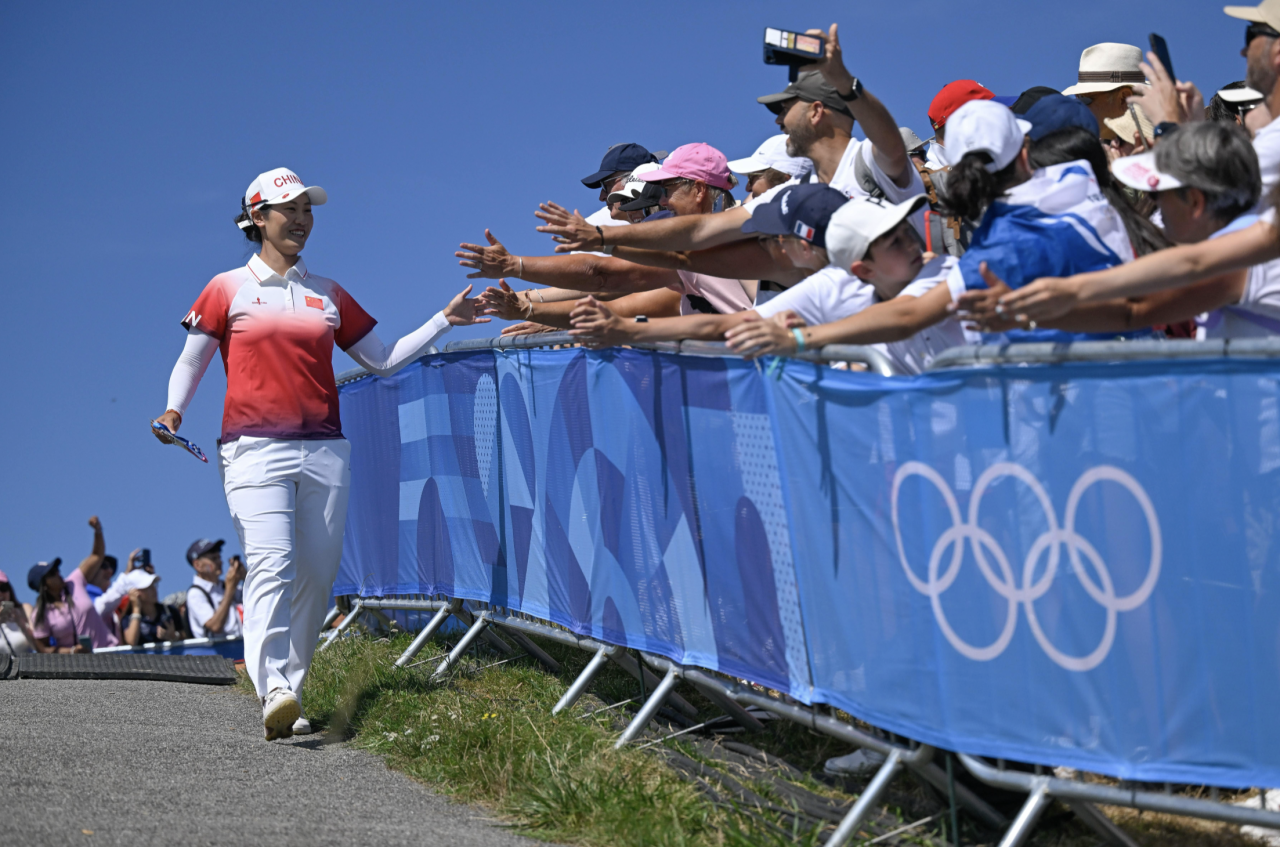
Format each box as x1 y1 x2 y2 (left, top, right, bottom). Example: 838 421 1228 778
1062 43 1147 96
1224 0 1280 31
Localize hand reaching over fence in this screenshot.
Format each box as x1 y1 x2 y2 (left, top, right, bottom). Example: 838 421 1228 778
457 230 521 280
534 202 596 253
724 312 807 359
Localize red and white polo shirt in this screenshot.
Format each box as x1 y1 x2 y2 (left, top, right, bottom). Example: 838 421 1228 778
181 253 377 442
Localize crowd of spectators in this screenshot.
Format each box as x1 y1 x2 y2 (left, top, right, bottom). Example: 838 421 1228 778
454 8 1280 368
0 517 246 655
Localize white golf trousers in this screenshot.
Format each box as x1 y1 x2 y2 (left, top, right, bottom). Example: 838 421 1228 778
218 437 351 699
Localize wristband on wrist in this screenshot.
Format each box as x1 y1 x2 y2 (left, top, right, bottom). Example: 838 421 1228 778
792 328 807 352
837 77 863 102
517 256 525 278
596 225 615 255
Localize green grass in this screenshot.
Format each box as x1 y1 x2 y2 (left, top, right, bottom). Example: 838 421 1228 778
235 632 1272 847
293 633 728 847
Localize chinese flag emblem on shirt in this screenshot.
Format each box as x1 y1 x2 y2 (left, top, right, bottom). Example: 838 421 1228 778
305 296 324 310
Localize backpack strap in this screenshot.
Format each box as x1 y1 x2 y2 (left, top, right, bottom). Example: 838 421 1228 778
852 145 887 200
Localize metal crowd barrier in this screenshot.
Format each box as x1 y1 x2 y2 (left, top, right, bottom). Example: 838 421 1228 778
926 335 1280 370
329 334 1280 847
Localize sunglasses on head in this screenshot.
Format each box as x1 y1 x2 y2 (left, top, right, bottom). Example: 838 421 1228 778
1247 21 1280 46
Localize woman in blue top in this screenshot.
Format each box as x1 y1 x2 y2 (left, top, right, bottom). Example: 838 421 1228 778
940 98 1169 343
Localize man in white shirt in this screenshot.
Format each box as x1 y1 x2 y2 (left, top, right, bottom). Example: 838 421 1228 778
185 538 245 639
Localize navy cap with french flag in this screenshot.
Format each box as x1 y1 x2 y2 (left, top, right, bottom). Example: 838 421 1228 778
740 183 849 249
239 167 327 230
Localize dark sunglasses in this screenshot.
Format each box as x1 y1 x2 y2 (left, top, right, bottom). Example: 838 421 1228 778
0 582 12 594
1247 21 1280 47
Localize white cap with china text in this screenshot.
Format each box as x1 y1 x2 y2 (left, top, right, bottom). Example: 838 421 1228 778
239 168 327 229
1109 151 1184 193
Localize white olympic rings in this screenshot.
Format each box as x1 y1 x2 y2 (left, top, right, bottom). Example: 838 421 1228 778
891 461 1161 672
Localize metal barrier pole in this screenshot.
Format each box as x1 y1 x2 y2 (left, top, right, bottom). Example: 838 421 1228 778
440 334 902 376
394 598 461 669
615 664 679 748
492 623 562 674
431 616 490 679
999 780 1052 847
318 599 364 651
552 644 612 715
607 650 698 719
959 753 1280 832
642 654 764 732
825 749 904 847
319 605 342 632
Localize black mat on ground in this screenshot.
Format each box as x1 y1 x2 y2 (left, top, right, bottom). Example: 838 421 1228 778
17 653 238 685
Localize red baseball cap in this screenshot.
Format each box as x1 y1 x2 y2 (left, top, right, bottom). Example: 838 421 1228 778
929 81 996 131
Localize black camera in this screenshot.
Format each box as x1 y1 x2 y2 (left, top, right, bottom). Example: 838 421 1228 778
764 27 826 82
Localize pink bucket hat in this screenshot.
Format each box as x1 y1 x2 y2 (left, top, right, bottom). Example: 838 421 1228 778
636 143 734 190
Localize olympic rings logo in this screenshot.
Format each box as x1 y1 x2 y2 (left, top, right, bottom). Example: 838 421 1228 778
891 462 1161 672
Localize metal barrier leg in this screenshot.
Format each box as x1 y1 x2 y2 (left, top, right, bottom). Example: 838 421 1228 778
319 605 342 633
1063 800 1139 847
431 617 489 680
999 780 1052 847
318 600 364 652
615 664 679 748
825 748 904 847
608 652 698 718
685 677 765 732
553 645 611 715
494 625 562 674
393 599 460 669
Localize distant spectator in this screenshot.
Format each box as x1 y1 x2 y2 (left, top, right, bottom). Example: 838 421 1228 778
925 80 995 168
0 569 38 655
186 539 245 639
27 518 119 651
122 570 178 646
1208 81 1266 128
85 555 117 601
1061 43 1146 137
726 134 813 199
92 548 148 641
162 591 193 640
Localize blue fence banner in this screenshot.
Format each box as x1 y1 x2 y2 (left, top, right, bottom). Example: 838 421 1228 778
338 349 812 699
339 349 1280 788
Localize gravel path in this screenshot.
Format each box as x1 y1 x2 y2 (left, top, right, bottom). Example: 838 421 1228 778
0 677 546 846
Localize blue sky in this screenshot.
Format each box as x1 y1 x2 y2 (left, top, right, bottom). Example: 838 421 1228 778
0 1 1248 599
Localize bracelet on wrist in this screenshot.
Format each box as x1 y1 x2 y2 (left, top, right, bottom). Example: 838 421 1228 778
792 328 807 352
516 256 525 278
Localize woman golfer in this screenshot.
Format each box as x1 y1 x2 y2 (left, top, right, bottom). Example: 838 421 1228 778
154 167 488 740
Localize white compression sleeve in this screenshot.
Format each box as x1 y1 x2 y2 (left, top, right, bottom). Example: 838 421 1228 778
346 311 452 377
166 329 219 417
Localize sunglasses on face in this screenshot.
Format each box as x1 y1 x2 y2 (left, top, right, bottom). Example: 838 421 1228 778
660 180 692 197
1247 21 1280 47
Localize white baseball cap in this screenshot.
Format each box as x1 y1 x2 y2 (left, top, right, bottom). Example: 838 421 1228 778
125 569 161 591
1218 85 1265 103
241 167 327 222
945 100 1033 173
1109 151 1184 193
727 135 813 178
826 194 930 272
607 162 663 203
